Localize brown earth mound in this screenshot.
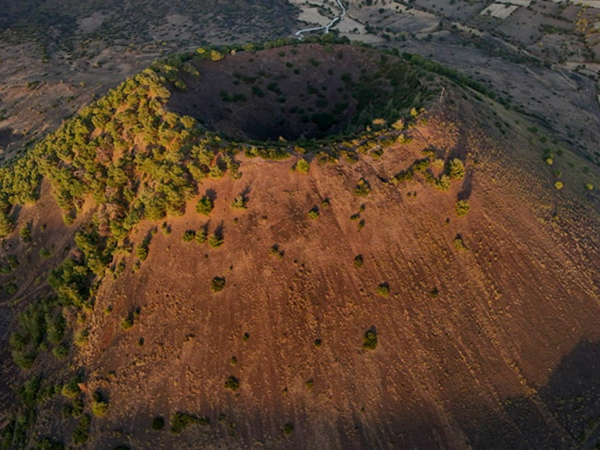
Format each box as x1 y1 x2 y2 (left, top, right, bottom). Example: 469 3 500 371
3 87 600 449
1 45 600 450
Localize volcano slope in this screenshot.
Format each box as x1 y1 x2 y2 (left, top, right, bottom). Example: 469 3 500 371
1 38 600 450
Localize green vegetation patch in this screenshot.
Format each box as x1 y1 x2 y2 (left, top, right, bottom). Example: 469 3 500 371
169 412 210 434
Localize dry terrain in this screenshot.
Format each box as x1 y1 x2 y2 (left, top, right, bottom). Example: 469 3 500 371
1 0 600 448
0 44 600 449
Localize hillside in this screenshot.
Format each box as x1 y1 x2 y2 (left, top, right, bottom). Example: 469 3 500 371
1 39 600 450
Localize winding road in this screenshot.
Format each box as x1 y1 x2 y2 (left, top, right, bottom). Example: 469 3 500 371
294 0 347 39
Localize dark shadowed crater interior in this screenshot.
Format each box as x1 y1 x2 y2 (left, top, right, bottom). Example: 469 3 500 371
167 44 426 141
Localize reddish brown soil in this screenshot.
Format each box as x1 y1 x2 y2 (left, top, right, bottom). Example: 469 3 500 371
20 91 598 449
2 82 600 450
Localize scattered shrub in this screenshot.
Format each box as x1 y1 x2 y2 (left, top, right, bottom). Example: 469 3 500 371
433 175 451 191
283 422 294 435
5 282 17 295
376 283 389 297
32 438 64 450
270 244 284 259
208 233 224 248
71 398 84 417
363 329 378 350
74 329 89 347
307 207 320 220
182 230 196 242
353 255 364 268
39 247 52 259
0 212 14 237
455 200 470 217
152 416 165 431
412 159 430 173
447 158 465 179
61 377 81 399
554 181 564 190
120 315 134 331
91 392 108 417
453 235 467 251
353 179 371 197
136 241 149 262
295 158 310 174
72 414 91 444
52 344 69 360
196 196 214 215
224 375 240 391
170 412 210 434
19 223 32 243
195 228 207 244
231 195 247 210
211 276 226 293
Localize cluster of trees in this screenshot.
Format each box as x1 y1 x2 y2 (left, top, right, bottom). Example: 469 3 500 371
393 155 465 192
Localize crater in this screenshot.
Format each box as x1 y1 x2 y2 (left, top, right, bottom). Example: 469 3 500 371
167 44 427 141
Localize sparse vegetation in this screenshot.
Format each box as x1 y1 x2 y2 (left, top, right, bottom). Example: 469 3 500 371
224 375 240 391
91 392 109 417
183 230 196 242
308 207 320 220
170 412 210 434
0 36 597 450
208 233 224 248
453 235 468 251
152 416 165 431
354 255 364 268
283 422 294 435
196 196 214 215
211 276 226 292
195 228 207 244
295 158 310 174
136 239 149 261
231 195 248 210
363 329 378 350
72 414 91 444
120 315 134 331
270 244 284 259
447 158 465 179
376 283 389 297
353 179 371 197
455 200 470 217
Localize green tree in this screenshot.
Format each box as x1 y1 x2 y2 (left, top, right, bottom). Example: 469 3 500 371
363 329 378 350
295 158 310 174
0 212 14 238
447 158 465 179
211 276 226 292
196 196 214 215
455 200 470 217
209 233 224 248
231 195 247 210
353 179 371 197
